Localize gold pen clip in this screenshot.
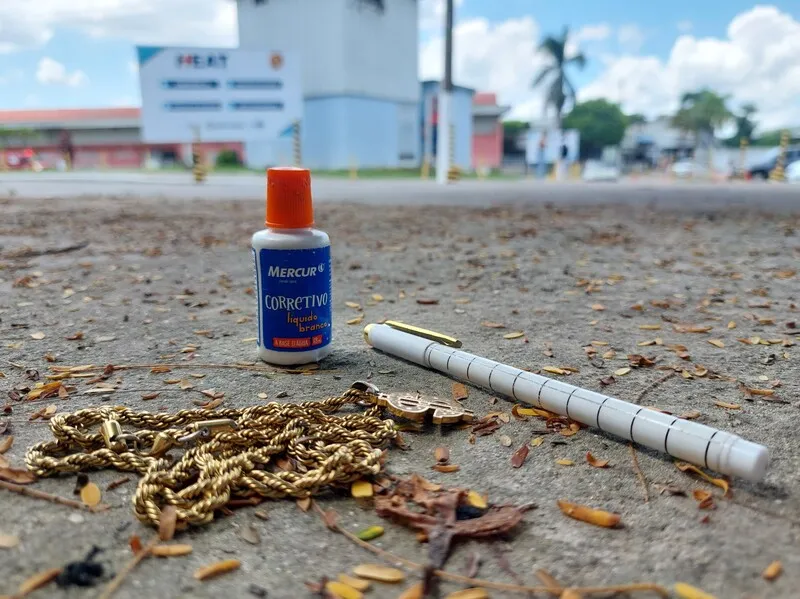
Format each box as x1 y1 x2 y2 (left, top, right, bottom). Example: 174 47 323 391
383 320 462 348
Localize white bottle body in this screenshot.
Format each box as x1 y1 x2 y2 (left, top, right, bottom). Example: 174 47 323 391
251 227 332 365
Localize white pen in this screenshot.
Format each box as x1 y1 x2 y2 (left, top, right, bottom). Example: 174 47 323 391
364 321 769 482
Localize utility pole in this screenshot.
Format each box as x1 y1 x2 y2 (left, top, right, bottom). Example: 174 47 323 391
435 0 454 185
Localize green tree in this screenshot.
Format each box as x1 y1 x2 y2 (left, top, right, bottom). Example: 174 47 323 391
671 89 733 148
562 99 627 159
626 113 647 126
532 26 587 132
724 103 757 147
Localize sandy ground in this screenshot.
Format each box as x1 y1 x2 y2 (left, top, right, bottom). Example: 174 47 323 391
1 190 800 599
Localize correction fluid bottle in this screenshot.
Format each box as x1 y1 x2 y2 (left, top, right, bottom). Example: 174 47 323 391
252 167 332 365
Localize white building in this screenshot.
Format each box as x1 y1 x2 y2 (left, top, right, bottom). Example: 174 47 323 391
237 0 420 170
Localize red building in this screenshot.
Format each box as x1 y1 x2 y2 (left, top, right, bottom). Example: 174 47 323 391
471 93 509 170
0 107 243 169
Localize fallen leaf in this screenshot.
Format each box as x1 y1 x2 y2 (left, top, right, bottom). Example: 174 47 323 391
141 392 160 401
194 559 241 581
614 367 631 376
345 301 361 309
466 490 488 509
674 324 713 333
152 544 193 557
0 467 36 484
680 410 702 420
432 464 460 473
96 335 117 343
602 349 616 359
159 505 177 541
675 462 730 496
674 582 717 599
150 366 172 374
452 383 468 401
511 444 529 468
338 574 370 592
557 499 621 528
762 560 783 581
347 315 364 325
239 525 261 545
713 401 740 410
743 387 774 397
707 339 725 348
66 332 84 341
356 526 384 541
352 564 405 583
555 459 574 467
599 376 616 386
416 298 439 305
297 497 313 512
0 534 20 549
503 331 525 340
591 304 606 311
371 294 384 302
444 589 489 599
543 366 568 375
531 437 544 447
586 452 609 468
639 324 661 330
351 480 373 498
80 482 102 507
398 582 424 599
0 436 13 454
481 321 506 329
325 580 363 599
727 321 736 329
17 567 62 595
30 332 45 340
129 535 143 554
178 379 194 390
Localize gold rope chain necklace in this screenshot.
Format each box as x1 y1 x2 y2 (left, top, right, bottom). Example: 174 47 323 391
25 383 408 529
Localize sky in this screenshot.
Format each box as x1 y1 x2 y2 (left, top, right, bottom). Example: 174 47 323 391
0 0 799 131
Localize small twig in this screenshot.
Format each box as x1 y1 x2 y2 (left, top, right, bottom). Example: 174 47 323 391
0 480 110 512
629 443 650 503
633 371 676 405
535 569 564 598
97 536 159 599
313 504 669 597
1 357 26 370
4 241 89 260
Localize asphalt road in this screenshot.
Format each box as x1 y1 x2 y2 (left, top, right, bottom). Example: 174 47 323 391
2 170 800 210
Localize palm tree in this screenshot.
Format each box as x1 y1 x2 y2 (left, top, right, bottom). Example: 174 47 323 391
532 26 587 132
734 102 757 143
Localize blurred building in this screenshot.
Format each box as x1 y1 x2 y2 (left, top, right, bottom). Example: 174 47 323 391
471 92 509 170
621 117 696 166
238 0 420 170
420 80 474 171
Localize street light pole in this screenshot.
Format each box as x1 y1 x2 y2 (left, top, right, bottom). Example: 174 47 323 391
435 0 454 185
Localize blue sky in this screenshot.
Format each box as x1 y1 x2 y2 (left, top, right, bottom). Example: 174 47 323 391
0 0 798 127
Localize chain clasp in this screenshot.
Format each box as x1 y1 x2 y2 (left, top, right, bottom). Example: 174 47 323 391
100 420 138 452
177 419 237 444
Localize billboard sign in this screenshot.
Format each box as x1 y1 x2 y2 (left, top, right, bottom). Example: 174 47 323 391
136 46 301 143
525 129 580 164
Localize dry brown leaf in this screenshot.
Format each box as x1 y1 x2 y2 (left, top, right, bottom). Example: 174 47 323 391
416 298 439 305
511 444 529 468
452 382 468 401
296 497 312 512
152 544 193 557
727 321 736 329
0 436 13 454
0 467 36 484
150 366 172 374
531 437 544 447
503 331 525 340
398 582 424 599
178 379 194 390
158 505 177 541
345 301 361 309
194 559 241 581
444 589 489 599
707 339 725 348
371 294 384 302
674 582 717 599
141 392 160 401
326 580 363 599
239 524 261 545
0 533 20 549
602 349 616 359
351 480 373 498
129 535 143 554
66 332 84 341
675 462 730 496
80 482 102 507
614 367 631 376
543 366 568 375
674 324 713 333
347 315 365 325
557 499 621 528
555 459 574 467
586 452 609 468
466 490 488 509
352 564 405 583
432 464 460 473
680 410 702 420
692 489 715 510
713 401 740 410
17 567 62 595
744 387 774 397
762 560 783 581
434 446 450 464
481 321 506 329
591 304 606 311
639 324 661 330
338 574 370 592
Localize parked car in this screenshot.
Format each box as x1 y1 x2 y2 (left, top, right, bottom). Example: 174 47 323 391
747 146 800 180
582 160 619 182
786 159 800 184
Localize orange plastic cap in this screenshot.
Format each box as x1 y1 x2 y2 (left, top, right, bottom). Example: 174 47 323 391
265 167 314 228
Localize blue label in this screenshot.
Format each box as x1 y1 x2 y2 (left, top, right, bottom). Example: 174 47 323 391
254 246 332 352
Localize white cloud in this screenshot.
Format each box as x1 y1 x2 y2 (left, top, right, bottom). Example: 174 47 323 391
36 57 87 86
0 0 236 53
580 5 800 129
677 20 693 33
574 23 611 43
617 24 645 52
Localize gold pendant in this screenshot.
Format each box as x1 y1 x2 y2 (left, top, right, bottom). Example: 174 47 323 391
376 392 474 424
